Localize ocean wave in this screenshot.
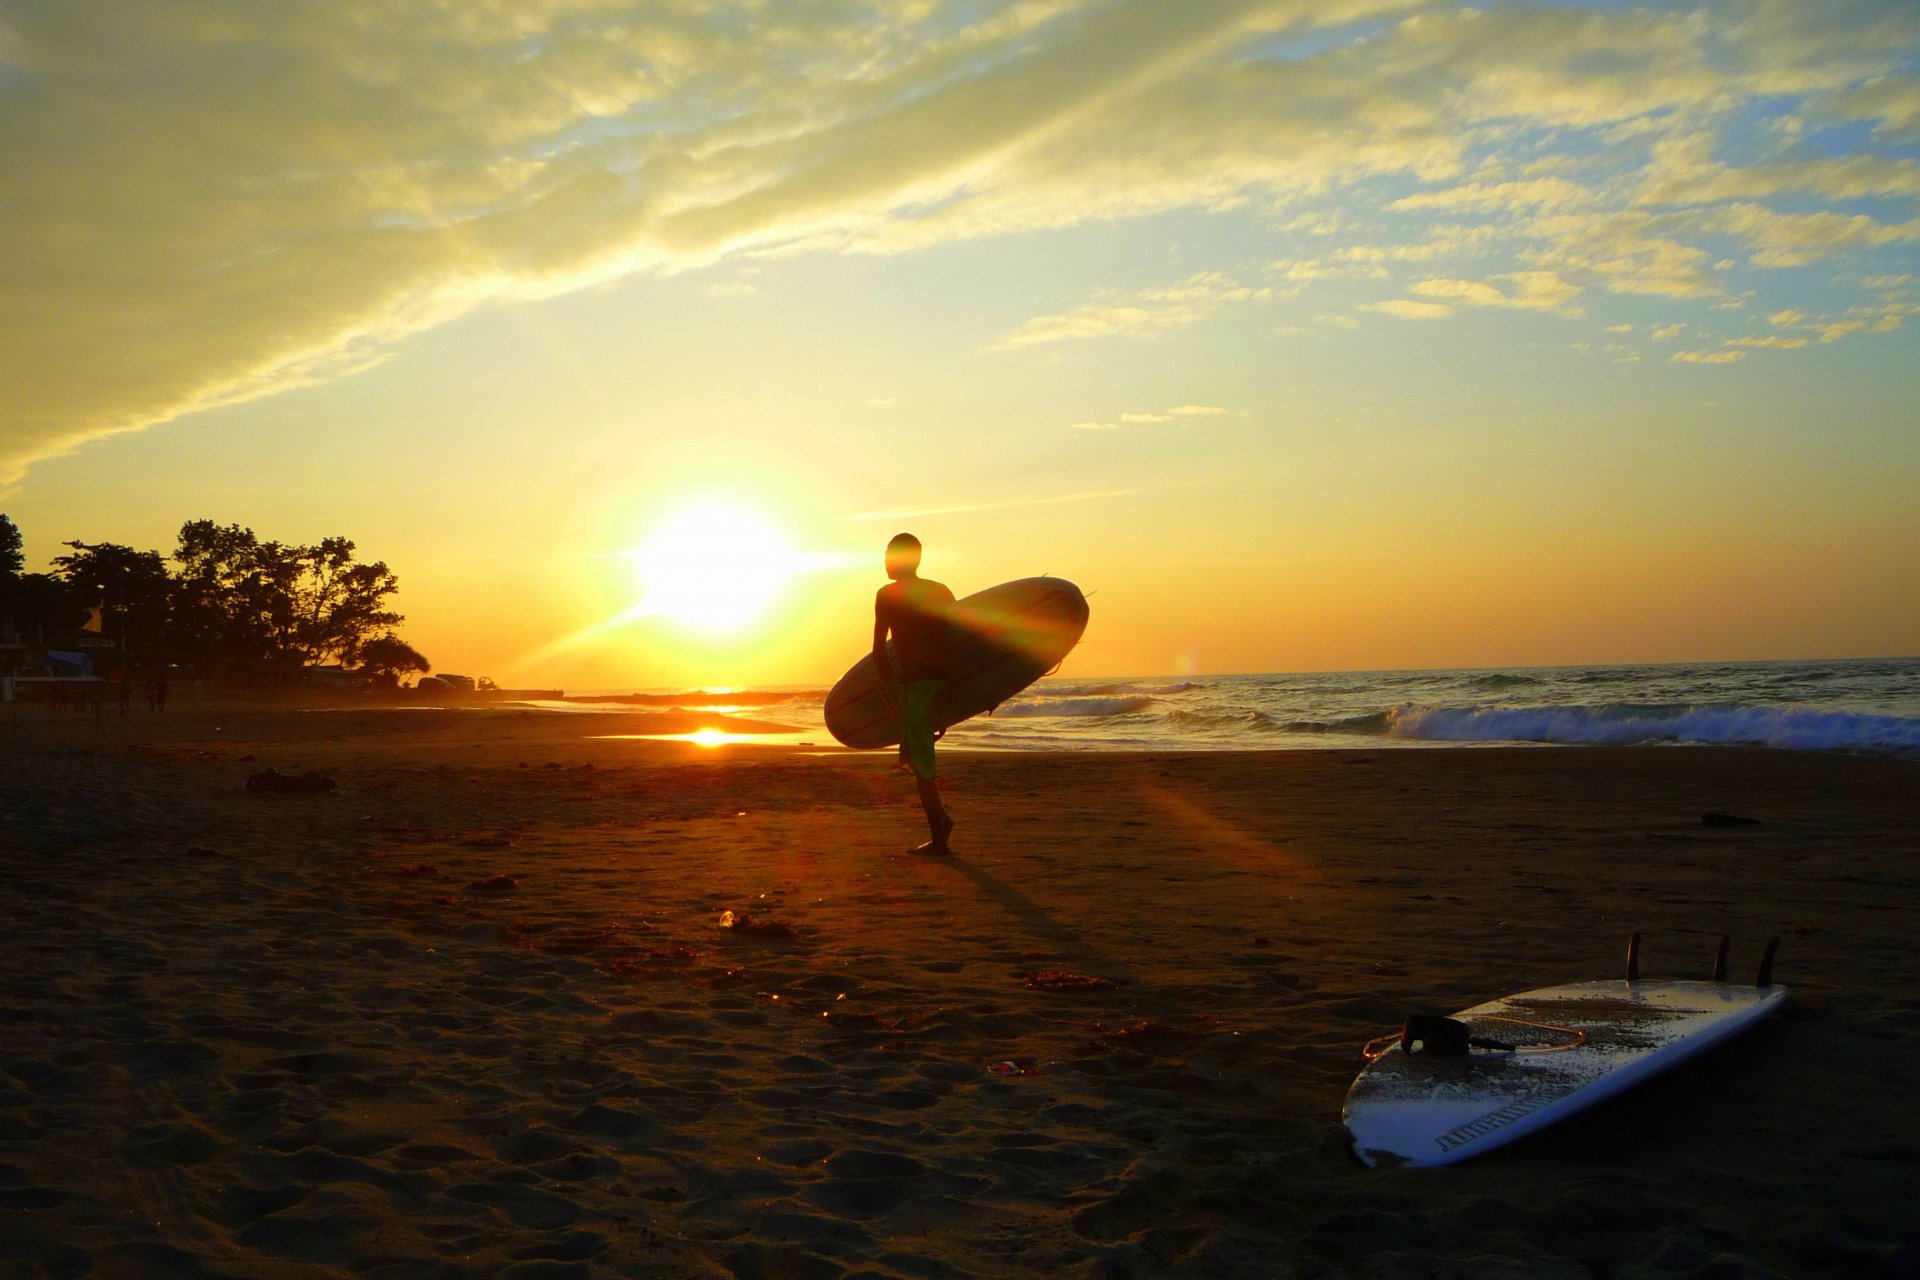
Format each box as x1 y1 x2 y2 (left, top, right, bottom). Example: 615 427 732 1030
1384 703 1920 754
991 695 1156 719
1164 708 1282 732
1047 681 1199 697
1278 711 1393 734
1462 672 1542 690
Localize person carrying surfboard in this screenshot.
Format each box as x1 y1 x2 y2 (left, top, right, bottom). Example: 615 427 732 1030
873 533 957 855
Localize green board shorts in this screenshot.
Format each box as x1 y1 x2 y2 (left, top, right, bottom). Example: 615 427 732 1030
901 679 943 779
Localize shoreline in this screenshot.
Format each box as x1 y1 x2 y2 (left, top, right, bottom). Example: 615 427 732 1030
3 706 1916 1277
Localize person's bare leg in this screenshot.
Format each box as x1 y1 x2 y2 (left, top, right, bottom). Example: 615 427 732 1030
914 774 954 855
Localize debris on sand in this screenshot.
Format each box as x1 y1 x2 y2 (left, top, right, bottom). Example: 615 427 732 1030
245 768 336 794
717 910 799 940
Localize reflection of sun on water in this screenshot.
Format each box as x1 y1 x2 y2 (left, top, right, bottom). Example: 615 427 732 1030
687 728 730 748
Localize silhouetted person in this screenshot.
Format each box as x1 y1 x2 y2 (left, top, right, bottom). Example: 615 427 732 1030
155 674 168 712
873 533 956 855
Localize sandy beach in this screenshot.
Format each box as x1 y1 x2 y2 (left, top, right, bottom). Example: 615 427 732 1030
2 704 1916 1279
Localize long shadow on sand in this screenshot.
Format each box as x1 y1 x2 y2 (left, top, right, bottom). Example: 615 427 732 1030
920 851 1140 989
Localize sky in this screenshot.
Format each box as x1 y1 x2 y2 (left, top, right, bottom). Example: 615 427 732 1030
2 0 1916 688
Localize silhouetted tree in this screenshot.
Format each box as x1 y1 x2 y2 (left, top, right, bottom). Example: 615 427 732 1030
0 515 74 636
0 514 22 579
356 633 430 683
173 521 281 660
171 521 402 666
295 537 402 667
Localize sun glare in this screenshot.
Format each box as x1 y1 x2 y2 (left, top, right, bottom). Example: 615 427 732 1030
627 501 801 633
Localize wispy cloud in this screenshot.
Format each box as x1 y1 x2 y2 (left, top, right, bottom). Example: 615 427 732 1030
1360 299 1455 320
1409 271 1584 314
1069 403 1232 431
988 273 1271 352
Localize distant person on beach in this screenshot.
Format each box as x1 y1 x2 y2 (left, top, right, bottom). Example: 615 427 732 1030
155 674 168 712
873 532 957 855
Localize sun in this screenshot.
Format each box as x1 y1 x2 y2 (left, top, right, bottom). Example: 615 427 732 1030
625 501 801 633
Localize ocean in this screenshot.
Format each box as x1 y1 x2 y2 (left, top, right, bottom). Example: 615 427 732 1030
555 657 1920 757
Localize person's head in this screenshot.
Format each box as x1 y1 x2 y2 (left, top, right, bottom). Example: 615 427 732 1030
885 532 922 580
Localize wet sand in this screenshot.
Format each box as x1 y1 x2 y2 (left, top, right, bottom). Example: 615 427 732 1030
2 704 1916 1278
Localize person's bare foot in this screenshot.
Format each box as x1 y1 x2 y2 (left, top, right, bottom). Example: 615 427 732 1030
915 808 954 855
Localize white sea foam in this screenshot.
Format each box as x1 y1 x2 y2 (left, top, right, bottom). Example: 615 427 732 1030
1386 703 1920 754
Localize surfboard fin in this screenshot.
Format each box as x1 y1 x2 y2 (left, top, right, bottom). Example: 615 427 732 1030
1712 935 1730 983
1626 932 1641 982
1755 935 1780 987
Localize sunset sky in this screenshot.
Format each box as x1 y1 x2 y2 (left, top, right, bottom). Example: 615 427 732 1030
3 0 1916 687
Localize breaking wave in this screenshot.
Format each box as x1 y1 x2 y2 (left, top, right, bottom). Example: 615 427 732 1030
1384 703 1920 754
1278 711 1394 735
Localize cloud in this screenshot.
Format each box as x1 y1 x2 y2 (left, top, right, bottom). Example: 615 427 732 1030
1672 349 1746 363
5 0 1920 478
988 272 1271 351
1652 323 1688 340
1818 74 1920 138
1637 132 1920 205
1070 403 1232 430
1768 309 1805 327
1726 335 1809 348
1316 314 1361 330
1707 203 1920 268
1408 270 1583 313
1520 211 1725 299
1360 299 1455 319
1267 257 1388 287
1388 177 1593 214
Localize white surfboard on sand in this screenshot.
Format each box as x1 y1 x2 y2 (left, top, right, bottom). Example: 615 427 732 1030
1344 939 1787 1169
